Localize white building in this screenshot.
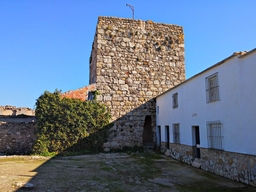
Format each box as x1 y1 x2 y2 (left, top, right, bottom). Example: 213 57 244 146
156 48 256 186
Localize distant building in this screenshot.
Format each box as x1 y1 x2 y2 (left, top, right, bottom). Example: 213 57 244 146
156 48 256 186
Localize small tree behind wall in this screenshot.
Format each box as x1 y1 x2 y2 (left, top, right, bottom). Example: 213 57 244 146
32 90 111 155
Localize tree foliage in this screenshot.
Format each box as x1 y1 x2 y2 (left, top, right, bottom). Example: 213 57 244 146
32 90 111 155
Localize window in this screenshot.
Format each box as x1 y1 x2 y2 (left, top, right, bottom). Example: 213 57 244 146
206 73 219 103
88 91 95 100
172 93 178 108
156 106 159 114
207 121 223 150
173 124 180 143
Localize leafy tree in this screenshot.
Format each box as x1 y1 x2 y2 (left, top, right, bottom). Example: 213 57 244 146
32 90 111 155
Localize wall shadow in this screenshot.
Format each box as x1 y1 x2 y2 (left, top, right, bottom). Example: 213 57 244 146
13 100 156 191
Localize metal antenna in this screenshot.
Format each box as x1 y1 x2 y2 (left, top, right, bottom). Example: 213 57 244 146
126 4 134 20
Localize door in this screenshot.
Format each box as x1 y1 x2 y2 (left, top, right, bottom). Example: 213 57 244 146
165 126 170 149
143 116 153 147
192 126 200 158
156 126 161 149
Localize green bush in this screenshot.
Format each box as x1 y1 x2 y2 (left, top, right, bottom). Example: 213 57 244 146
32 90 111 155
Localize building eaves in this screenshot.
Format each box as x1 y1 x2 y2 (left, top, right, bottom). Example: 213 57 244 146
156 52 245 98
238 48 256 58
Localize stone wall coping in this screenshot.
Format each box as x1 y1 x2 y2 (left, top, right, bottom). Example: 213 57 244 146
0 105 35 116
0 105 33 110
164 142 256 158
98 16 183 28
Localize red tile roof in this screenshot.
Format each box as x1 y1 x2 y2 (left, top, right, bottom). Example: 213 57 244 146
62 84 96 101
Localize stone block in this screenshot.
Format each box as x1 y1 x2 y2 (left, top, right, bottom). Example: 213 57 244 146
153 80 159 85
120 85 128 90
104 95 112 101
146 91 153 96
119 80 125 84
164 149 170 157
104 147 110 152
103 142 110 148
123 38 130 42
192 158 201 169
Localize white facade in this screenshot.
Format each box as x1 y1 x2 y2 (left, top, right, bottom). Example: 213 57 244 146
156 49 256 156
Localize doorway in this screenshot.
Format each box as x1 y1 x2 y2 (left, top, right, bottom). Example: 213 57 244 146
165 126 170 149
143 116 153 147
156 126 161 149
192 126 200 158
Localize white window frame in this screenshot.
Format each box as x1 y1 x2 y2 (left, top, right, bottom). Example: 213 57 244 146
172 92 178 108
206 73 220 103
173 123 180 144
207 121 223 150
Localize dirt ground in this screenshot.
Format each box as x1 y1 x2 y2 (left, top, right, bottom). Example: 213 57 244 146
0 151 255 192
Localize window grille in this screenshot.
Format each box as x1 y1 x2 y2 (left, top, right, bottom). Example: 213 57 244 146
172 93 178 108
206 73 219 103
173 124 180 143
207 121 223 150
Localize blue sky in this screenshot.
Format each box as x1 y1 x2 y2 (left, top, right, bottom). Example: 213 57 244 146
1 1 255 109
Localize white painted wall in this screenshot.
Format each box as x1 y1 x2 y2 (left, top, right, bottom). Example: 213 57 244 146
156 51 256 156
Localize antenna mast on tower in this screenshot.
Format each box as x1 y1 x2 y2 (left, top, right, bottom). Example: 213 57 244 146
126 4 134 20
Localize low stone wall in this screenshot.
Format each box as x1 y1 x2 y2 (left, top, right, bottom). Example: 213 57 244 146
200 148 256 186
161 142 194 165
163 143 256 187
0 119 36 155
0 105 35 116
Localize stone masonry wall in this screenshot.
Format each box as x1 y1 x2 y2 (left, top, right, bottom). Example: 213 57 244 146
163 143 256 187
90 17 185 150
0 106 36 155
162 142 194 165
0 118 36 155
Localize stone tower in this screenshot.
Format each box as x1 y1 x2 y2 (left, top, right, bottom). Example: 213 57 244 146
89 16 185 151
